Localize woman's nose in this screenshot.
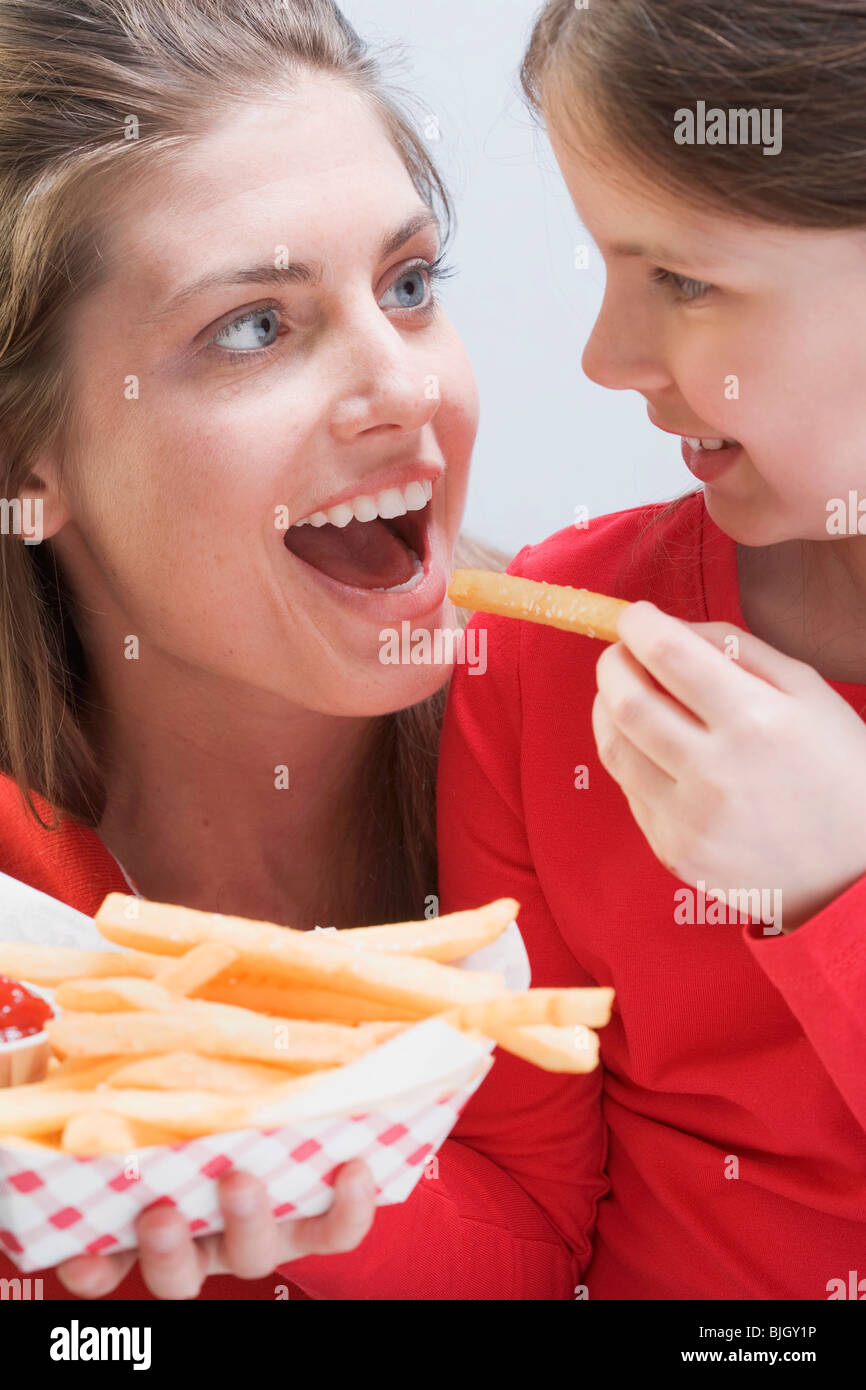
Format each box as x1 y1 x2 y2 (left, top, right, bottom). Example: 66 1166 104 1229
328 308 437 440
581 286 672 395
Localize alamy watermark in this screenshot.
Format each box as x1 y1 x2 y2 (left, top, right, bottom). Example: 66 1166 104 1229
378 622 487 674
0 497 43 543
674 880 783 935
674 101 782 156
826 491 866 535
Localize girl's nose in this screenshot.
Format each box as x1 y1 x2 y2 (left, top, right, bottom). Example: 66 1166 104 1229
328 308 437 441
581 286 672 395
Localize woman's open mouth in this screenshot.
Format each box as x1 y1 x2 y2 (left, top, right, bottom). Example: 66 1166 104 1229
283 475 442 604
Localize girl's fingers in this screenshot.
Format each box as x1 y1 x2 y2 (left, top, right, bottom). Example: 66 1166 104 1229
615 603 781 726
282 1159 377 1260
135 1202 209 1300
595 642 704 777
218 1171 283 1279
55 1248 138 1298
592 689 675 802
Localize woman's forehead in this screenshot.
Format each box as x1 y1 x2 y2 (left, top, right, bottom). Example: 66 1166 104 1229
87 84 420 303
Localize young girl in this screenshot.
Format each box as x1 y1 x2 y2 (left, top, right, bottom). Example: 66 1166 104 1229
430 0 866 1298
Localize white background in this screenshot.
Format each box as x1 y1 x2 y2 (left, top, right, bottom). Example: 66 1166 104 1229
341 0 693 555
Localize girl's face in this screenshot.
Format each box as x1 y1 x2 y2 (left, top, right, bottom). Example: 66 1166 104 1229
546 111 866 547
45 76 478 716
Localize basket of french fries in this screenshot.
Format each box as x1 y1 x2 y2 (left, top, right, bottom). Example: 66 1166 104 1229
0 888 613 1273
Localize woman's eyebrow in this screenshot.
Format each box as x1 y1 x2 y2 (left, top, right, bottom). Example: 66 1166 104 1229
143 207 440 326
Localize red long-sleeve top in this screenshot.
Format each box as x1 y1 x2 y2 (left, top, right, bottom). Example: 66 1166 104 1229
292 491 866 1298
3 492 864 1299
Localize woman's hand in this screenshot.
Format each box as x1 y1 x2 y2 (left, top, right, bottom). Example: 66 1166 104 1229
592 601 866 931
55 1159 377 1299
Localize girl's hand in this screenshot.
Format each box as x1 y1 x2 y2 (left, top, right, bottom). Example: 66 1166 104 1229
592 601 866 931
54 1159 377 1299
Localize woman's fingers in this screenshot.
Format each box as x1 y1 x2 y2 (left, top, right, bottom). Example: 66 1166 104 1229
55 1248 138 1298
134 1201 210 1300
218 1171 284 1279
57 1159 379 1301
282 1159 377 1260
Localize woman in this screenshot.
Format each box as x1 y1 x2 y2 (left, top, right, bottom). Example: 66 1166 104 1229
0 0 527 1300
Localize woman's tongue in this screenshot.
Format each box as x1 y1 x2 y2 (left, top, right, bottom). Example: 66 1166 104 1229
285 515 418 590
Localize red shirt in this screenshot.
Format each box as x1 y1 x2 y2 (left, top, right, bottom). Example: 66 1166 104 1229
293 491 866 1297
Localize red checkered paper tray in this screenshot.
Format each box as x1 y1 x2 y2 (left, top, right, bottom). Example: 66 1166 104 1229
0 874 530 1272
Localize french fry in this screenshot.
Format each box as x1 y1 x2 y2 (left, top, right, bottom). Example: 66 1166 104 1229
96 1086 283 1137
47 1002 405 1071
155 942 239 995
331 898 518 961
0 890 614 1167
103 1052 337 1095
40 1057 133 1089
492 1023 601 1073
61 1109 139 1156
0 942 166 985
54 977 178 1013
438 987 614 1031
0 1132 62 1150
198 977 423 1023
0 1086 95 1135
95 894 509 1012
448 569 630 644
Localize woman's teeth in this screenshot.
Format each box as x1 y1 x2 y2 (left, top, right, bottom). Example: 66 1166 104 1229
293 478 433 529
684 437 738 451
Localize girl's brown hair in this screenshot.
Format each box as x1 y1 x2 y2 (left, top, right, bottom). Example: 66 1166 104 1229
520 0 866 228
0 0 506 923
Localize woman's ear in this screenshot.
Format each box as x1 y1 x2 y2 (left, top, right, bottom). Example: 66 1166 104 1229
16 454 73 544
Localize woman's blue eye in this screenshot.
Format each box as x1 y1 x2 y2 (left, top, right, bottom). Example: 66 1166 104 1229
651 268 713 302
378 265 432 311
211 306 281 352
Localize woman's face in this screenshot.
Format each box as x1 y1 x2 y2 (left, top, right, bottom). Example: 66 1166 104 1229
546 107 866 548
47 75 478 716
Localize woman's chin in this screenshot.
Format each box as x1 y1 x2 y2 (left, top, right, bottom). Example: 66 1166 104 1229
336 652 456 718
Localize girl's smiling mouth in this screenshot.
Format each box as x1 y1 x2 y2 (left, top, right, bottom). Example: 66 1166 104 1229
283 466 448 615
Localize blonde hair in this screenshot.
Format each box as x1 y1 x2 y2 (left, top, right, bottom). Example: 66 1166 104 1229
0 0 507 921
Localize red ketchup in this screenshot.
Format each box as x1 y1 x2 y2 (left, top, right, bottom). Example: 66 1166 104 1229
0 975 53 1043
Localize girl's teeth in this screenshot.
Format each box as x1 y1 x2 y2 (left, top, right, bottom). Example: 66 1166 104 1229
293 477 435 528
684 436 737 452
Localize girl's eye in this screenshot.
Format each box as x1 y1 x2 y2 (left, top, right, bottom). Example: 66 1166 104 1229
210 305 282 355
651 268 713 302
